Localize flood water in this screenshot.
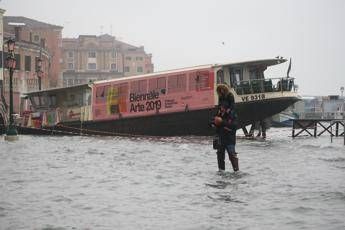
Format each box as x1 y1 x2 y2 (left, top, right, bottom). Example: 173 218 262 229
0 128 345 230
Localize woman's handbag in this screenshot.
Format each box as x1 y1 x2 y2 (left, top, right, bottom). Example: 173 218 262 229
213 135 220 150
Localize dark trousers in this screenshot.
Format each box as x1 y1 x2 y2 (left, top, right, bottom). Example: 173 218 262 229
216 145 238 171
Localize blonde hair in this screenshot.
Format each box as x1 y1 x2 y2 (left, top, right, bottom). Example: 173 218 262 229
216 84 230 97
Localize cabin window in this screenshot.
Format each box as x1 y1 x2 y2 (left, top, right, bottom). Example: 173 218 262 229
249 68 262 80
30 96 41 107
49 95 57 107
158 77 166 90
139 80 147 93
216 70 224 84
130 80 147 93
230 68 242 86
168 74 186 93
96 85 110 104
65 92 83 107
108 86 119 100
105 83 128 114
83 90 91 106
148 78 157 91
189 71 210 91
130 81 139 93
118 83 129 97
149 77 166 94
252 67 265 80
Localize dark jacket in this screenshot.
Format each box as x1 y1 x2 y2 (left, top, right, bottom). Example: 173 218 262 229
218 93 235 110
216 108 237 146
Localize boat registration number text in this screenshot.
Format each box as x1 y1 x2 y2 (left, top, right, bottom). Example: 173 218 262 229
241 94 266 102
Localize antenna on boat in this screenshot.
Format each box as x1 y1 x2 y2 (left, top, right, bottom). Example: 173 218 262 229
287 57 292 78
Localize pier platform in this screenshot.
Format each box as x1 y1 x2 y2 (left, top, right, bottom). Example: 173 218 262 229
292 119 345 138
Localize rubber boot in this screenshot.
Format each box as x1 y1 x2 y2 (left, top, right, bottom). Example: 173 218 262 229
229 154 239 172
262 131 266 139
217 150 225 171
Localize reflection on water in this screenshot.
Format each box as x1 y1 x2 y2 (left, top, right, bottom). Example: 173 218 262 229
0 128 345 229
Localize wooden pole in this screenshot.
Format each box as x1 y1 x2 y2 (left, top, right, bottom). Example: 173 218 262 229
331 122 333 143
336 121 339 137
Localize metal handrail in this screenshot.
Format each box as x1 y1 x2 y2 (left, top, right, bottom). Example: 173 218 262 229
233 77 296 95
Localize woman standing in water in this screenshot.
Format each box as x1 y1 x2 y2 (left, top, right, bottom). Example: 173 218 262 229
214 84 239 172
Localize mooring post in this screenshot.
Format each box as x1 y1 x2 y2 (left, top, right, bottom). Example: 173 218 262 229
331 122 333 143
314 121 317 137
336 121 339 137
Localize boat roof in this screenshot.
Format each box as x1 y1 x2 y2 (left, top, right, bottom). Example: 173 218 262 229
95 58 287 85
24 84 90 96
24 58 288 95
215 58 287 68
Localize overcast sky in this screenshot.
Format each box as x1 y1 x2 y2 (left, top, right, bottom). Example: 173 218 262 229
1 0 344 96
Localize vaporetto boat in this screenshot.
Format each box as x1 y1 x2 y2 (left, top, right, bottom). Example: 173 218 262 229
15 58 300 136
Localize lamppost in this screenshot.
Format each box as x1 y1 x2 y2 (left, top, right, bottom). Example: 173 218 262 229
342 86 345 145
4 38 18 141
36 54 43 91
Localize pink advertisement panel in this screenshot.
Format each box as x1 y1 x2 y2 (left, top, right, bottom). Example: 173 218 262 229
92 68 215 121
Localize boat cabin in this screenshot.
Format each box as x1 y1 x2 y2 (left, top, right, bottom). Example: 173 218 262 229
214 58 294 96
21 84 91 127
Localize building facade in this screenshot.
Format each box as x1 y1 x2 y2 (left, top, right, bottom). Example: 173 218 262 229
4 16 63 88
291 95 345 119
1 16 55 113
62 34 154 87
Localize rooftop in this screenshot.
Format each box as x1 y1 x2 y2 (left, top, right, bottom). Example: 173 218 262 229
4 16 63 30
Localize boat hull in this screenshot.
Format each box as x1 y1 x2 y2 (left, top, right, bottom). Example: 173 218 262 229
236 96 299 126
15 96 299 136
